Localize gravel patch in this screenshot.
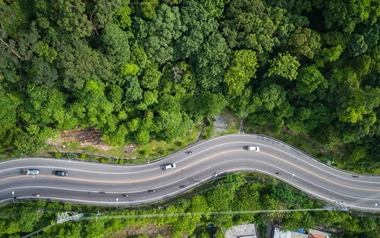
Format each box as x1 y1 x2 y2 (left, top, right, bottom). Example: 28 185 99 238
213 115 228 134
225 224 258 238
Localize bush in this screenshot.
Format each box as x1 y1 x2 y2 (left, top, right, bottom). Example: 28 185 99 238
54 152 61 158
118 159 125 164
80 154 86 159
100 158 107 163
143 150 150 156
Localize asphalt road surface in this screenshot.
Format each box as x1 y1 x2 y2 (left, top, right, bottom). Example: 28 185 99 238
1 134 380 211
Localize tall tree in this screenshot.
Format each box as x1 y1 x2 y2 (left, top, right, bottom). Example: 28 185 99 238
224 49 259 96
267 52 300 80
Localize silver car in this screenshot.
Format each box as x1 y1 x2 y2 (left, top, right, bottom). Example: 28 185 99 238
22 169 40 175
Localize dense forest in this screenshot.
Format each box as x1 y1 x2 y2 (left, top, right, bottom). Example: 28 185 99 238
1 0 380 166
1 174 379 238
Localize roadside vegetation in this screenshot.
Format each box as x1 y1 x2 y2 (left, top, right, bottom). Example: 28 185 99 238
1 174 378 238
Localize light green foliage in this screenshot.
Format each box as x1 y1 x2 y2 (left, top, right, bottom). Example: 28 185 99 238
135 130 150 144
131 47 148 68
267 52 300 80
155 95 191 142
321 45 343 62
114 5 132 29
141 62 162 89
137 90 158 110
140 0 159 20
30 41 57 63
121 63 140 76
349 146 366 163
225 49 258 96
331 69 380 124
0 87 21 131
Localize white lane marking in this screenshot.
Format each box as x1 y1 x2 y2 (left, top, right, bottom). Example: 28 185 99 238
0 135 379 187
253 142 380 184
1 160 376 202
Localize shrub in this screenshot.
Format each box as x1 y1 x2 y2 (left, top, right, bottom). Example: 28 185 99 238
54 152 61 158
100 158 107 163
118 159 125 164
80 154 86 159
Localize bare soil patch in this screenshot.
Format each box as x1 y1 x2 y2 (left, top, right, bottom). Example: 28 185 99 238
48 128 112 151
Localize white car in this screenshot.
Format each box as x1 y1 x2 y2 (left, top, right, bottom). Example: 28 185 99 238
163 163 176 170
22 169 40 175
247 146 260 152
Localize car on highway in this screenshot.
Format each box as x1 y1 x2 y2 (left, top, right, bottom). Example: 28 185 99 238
163 163 176 170
275 172 281 175
55 170 68 176
33 194 40 197
22 169 40 175
180 185 186 189
148 190 156 193
187 151 192 154
246 146 260 152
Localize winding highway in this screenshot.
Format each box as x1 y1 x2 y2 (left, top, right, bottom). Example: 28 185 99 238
1 134 380 211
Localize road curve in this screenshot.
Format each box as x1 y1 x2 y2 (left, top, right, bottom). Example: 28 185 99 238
1 134 380 211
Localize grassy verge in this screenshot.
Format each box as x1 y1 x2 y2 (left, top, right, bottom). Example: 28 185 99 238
244 123 356 172
36 124 202 165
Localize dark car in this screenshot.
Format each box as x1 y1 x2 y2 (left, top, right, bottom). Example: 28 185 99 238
180 185 186 189
55 170 68 176
187 151 192 154
275 172 281 175
148 190 156 193
352 175 359 178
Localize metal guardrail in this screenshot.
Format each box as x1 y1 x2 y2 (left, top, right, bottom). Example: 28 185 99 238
250 133 364 176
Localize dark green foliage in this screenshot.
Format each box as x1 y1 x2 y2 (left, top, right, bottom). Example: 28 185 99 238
0 0 380 172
